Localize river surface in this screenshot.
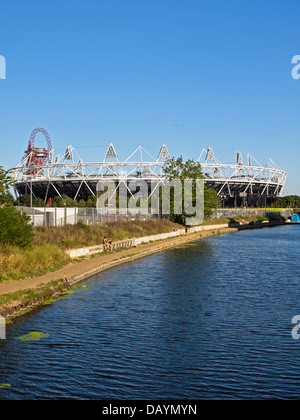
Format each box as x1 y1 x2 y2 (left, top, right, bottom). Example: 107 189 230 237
1 225 300 400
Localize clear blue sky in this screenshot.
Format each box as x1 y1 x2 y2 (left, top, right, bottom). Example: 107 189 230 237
0 0 299 194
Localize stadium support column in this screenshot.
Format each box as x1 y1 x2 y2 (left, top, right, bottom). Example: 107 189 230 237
30 178 33 208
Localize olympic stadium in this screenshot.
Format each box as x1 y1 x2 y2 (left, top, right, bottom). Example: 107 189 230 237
12 128 287 207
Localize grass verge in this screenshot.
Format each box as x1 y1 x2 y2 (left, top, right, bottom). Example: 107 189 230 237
0 220 183 283
0 279 67 316
0 217 285 285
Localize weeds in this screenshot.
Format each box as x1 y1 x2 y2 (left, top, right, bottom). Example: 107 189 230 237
33 220 183 249
0 244 70 283
0 220 182 282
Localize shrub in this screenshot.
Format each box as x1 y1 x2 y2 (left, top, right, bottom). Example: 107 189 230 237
0 206 34 248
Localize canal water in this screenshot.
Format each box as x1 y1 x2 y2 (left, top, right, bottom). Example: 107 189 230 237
1 225 300 400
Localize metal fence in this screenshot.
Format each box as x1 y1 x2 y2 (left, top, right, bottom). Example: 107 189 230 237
18 207 167 227
18 206 293 227
76 209 167 226
212 208 292 219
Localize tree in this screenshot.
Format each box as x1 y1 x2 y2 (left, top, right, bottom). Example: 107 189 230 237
163 157 201 224
0 167 14 205
76 199 86 208
86 195 97 208
33 197 46 207
204 188 219 219
268 195 300 209
164 156 204 181
163 157 219 224
0 206 34 248
18 193 31 207
52 194 75 207
18 194 44 207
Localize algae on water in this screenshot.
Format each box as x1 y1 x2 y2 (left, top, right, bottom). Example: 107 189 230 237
0 383 11 389
18 332 49 342
42 285 89 306
72 283 90 291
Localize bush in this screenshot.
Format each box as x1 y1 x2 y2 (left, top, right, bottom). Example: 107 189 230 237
0 206 34 248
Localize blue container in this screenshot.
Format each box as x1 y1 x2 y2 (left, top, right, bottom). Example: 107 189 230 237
291 214 300 223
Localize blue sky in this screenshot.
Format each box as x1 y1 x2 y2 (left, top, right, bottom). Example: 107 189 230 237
0 0 299 194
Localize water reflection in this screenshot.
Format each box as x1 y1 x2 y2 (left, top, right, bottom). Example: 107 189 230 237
1 226 300 399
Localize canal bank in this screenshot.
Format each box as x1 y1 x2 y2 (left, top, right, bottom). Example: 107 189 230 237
1 224 299 400
0 220 289 319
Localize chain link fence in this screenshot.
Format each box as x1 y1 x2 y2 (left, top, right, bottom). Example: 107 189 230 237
212 208 292 219
18 206 293 227
18 207 167 227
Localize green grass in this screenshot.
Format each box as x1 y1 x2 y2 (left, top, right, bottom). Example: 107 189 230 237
201 217 231 225
0 244 70 283
33 219 183 249
0 281 92 316
0 217 284 285
0 279 66 312
0 220 183 283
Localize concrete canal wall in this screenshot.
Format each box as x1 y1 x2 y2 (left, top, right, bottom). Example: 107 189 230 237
67 224 229 259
